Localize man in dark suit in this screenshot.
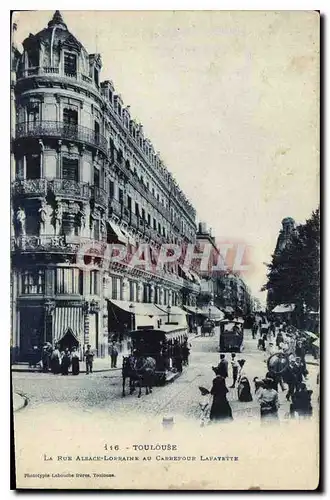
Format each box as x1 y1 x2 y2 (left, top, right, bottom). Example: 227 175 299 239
216 354 229 379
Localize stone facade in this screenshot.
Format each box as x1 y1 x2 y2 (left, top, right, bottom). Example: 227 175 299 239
11 11 200 361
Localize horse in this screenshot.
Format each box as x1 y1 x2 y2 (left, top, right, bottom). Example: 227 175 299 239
135 356 157 398
122 355 138 397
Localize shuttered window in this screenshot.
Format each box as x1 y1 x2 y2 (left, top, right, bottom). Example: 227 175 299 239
56 268 82 294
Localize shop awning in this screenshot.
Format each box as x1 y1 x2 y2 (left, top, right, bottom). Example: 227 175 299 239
156 305 188 316
200 305 225 320
109 299 166 317
107 221 128 245
190 270 201 285
183 305 205 315
272 304 296 313
53 306 83 342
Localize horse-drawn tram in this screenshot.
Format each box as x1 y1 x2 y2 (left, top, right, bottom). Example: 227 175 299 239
219 318 245 352
122 325 189 397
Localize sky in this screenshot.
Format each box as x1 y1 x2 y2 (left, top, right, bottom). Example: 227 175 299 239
12 10 320 304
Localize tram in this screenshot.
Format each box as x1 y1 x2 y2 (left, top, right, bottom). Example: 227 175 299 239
219 319 244 352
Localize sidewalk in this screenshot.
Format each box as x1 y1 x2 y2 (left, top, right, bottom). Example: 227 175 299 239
11 354 127 373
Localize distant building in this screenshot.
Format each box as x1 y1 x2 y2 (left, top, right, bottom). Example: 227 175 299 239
274 217 297 254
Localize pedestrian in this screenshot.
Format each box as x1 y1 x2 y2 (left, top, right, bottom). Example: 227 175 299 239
237 359 253 402
111 343 118 368
50 343 61 374
209 374 233 422
41 343 52 372
182 342 190 366
265 370 285 392
198 386 211 427
61 348 71 376
229 353 239 388
257 378 279 421
252 321 258 339
216 354 228 379
71 346 80 375
84 344 94 374
290 383 313 419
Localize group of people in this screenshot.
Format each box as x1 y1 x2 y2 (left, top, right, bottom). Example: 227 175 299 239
198 353 253 426
40 343 82 375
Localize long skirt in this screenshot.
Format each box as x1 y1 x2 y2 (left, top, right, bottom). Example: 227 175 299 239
72 357 80 375
51 358 60 374
61 358 70 375
210 396 233 421
238 378 253 402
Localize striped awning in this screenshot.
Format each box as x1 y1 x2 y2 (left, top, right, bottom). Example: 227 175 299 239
53 306 83 342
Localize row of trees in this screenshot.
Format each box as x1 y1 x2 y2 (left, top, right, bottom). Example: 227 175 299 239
263 209 320 327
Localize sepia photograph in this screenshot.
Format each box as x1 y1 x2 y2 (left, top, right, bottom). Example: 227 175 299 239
10 9 320 490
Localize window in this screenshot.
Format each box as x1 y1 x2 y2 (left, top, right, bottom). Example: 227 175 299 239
109 180 114 198
25 206 39 235
63 108 78 139
62 157 78 182
135 202 140 217
153 218 157 230
61 213 78 236
112 277 118 300
118 188 124 205
22 269 45 294
94 167 100 187
162 227 166 237
93 219 100 241
158 222 161 234
147 213 151 226
64 52 77 76
94 121 100 144
56 268 82 294
27 50 39 68
26 154 40 179
117 149 123 164
27 104 40 125
90 270 99 295
127 195 132 212
141 208 145 221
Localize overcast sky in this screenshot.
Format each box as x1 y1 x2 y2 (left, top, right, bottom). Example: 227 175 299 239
13 10 319 304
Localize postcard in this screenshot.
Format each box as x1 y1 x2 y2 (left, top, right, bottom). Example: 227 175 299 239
11 10 320 490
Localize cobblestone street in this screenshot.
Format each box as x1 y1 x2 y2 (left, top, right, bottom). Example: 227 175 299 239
13 329 319 424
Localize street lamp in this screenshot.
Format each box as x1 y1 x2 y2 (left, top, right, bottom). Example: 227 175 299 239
167 304 171 324
129 303 135 331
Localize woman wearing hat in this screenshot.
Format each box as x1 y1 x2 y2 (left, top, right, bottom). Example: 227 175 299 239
237 359 253 402
209 371 233 422
257 378 279 421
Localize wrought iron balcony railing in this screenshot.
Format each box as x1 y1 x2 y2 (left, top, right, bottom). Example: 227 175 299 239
51 179 90 201
12 178 91 202
12 178 48 197
15 121 108 155
12 235 81 253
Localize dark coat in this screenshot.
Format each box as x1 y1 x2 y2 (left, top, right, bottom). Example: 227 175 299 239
217 359 229 378
209 376 233 421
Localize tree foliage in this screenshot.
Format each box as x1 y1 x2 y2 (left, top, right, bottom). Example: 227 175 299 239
263 209 320 316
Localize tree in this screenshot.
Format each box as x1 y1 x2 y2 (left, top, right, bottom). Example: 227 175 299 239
263 209 320 326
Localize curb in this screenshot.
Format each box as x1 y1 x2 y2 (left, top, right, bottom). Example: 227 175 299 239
11 367 120 374
13 392 28 412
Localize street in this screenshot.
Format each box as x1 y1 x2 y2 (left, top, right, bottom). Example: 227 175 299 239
12 329 319 423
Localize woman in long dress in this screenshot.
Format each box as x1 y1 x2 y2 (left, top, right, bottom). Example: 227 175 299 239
209 375 233 422
237 359 253 402
51 344 61 374
61 348 71 376
71 346 80 375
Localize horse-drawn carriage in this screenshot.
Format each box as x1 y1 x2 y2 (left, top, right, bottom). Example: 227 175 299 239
201 319 215 336
219 319 244 352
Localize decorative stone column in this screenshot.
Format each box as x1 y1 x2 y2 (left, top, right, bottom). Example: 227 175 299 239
137 282 143 303
168 289 173 307
44 299 55 344
150 284 155 304
159 287 164 306
122 277 129 301
83 301 90 346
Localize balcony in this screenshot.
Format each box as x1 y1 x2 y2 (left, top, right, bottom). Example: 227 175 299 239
15 121 108 156
12 178 90 203
52 179 90 201
12 178 47 197
17 66 95 88
91 186 108 209
12 235 81 253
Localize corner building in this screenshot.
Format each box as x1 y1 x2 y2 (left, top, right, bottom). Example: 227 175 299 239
11 11 200 361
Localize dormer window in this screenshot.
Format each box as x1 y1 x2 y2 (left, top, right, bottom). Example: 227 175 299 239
64 52 77 77
27 50 39 68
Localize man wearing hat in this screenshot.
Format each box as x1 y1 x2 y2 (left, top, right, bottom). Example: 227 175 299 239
84 344 94 374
